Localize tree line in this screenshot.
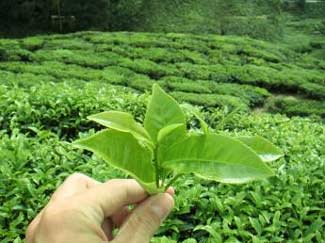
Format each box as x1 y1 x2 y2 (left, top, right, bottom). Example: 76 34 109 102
0 0 319 37
0 0 145 35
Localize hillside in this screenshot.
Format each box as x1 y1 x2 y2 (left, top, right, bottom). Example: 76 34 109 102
0 31 324 120
0 32 324 242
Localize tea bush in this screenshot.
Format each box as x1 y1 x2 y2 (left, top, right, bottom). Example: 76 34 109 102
267 96 325 118
1 31 324 116
0 80 147 138
0 110 324 242
0 31 324 242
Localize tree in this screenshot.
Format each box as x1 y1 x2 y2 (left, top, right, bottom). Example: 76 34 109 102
0 0 51 36
297 0 306 12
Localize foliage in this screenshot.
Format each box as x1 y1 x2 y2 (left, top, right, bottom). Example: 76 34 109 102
0 31 324 118
159 112 325 242
136 0 284 40
267 96 325 118
73 85 280 194
0 0 286 40
0 30 324 242
0 0 50 35
0 79 147 138
0 109 324 242
0 0 146 35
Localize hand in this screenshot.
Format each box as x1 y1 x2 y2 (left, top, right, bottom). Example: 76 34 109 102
26 173 174 243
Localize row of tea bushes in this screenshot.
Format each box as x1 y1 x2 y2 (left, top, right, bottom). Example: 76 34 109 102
1 31 324 118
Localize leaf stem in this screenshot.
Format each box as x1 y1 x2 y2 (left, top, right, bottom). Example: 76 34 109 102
161 171 167 187
164 174 182 191
154 146 160 188
154 160 159 188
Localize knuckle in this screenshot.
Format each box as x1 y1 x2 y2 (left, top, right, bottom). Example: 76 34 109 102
106 178 120 184
132 209 161 230
69 172 85 181
107 178 137 185
147 208 162 225
42 202 77 224
41 204 61 222
26 222 35 242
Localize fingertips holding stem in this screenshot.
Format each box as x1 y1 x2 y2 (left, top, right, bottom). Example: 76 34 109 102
149 193 174 222
114 193 174 243
166 186 175 196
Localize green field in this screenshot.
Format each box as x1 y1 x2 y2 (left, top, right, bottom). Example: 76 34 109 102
0 31 324 242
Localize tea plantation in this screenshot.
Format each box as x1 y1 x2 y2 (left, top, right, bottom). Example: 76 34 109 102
0 31 324 242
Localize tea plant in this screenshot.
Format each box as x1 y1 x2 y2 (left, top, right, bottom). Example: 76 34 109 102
1 29 324 242
74 84 283 194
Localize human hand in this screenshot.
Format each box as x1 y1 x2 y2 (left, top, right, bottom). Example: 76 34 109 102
26 173 174 243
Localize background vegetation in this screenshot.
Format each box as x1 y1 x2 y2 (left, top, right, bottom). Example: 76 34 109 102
1 0 324 39
0 0 324 242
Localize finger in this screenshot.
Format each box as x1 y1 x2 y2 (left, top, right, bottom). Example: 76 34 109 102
102 218 114 241
51 173 100 201
26 209 43 243
113 193 174 243
112 187 175 228
111 206 131 227
102 206 131 240
166 187 175 196
79 179 148 219
27 174 100 240
27 173 99 240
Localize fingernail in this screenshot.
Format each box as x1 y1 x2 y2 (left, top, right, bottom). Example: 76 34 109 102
166 186 175 196
150 193 174 221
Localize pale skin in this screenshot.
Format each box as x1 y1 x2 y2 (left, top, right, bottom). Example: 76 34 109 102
26 173 175 243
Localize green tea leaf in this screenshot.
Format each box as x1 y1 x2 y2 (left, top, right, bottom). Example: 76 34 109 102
157 123 187 166
157 123 187 145
194 114 209 134
236 136 283 162
88 111 151 141
144 84 186 143
161 134 274 183
73 129 157 193
181 104 209 134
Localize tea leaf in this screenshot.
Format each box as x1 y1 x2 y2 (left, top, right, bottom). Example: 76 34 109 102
195 114 209 134
157 123 187 145
144 84 186 143
73 129 157 193
88 111 151 141
161 134 274 183
157 123 187 166
236 136 283 162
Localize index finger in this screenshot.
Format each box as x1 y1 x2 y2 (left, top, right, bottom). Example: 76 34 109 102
78 179 148 218
51 173 100 202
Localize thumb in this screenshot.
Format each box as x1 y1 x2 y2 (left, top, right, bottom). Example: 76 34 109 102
114 193 174 243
